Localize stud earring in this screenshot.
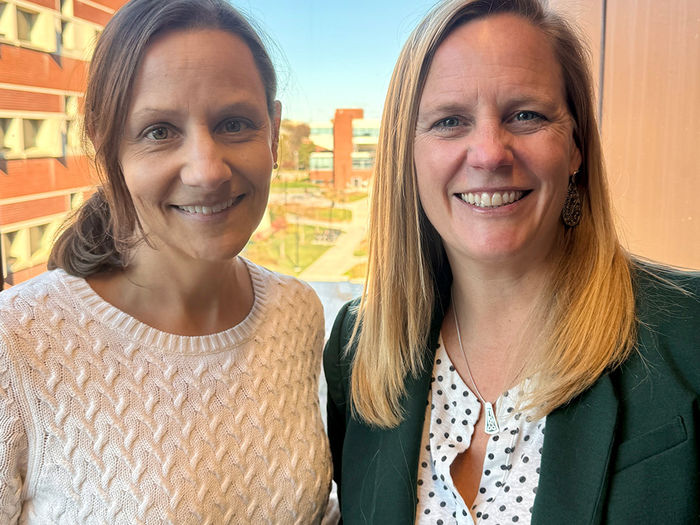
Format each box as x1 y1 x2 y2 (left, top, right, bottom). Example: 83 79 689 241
562 170 582 228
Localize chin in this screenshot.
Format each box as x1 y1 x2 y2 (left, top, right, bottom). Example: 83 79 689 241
180 238 249 263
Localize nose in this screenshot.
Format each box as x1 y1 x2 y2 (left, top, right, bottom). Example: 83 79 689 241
466 120 513 171
180 128 232 189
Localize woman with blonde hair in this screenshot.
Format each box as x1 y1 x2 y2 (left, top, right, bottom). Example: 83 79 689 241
324 0 700 522
0 0 332 522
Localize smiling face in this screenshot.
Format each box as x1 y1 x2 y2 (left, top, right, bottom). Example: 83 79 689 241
414 13 581 272
119 28 280 265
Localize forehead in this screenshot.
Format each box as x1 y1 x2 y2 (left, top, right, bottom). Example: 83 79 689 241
129 28 266 106
422 13 565 104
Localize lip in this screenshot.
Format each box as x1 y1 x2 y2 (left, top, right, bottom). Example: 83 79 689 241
171 194 245 217
454 189 532 210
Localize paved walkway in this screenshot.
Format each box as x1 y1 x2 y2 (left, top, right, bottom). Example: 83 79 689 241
299 197 369 282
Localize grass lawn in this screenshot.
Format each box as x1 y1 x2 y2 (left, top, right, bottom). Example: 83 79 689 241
353 237 368 257
321 189 368 203
244 224 332 276
270 179 320 191
269 204 352 223
344 262 367 281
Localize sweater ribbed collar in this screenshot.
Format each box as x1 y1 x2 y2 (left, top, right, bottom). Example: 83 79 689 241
55 258 272 355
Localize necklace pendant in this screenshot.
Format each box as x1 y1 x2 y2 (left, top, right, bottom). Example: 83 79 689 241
483 402 500 435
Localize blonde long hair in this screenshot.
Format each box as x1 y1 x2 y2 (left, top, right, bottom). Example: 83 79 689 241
350 0 635 428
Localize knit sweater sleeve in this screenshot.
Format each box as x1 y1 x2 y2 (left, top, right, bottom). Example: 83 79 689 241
0 332 27 524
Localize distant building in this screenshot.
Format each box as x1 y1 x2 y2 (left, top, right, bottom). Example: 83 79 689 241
0 0 126 287
309 109 379 190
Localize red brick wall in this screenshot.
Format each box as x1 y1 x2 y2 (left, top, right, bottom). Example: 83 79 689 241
1 0 127 288
0 88 62 113
0 47 88 92
332 109 363 190
309 170 333 184
349 168 372 185
96 0 126 11
0 196 68 224
3 264 47 288
0 157 93 200
74 1 114 26
25 0 56 9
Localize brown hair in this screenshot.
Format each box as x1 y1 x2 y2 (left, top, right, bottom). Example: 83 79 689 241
350 0 635 427
49 0 277 276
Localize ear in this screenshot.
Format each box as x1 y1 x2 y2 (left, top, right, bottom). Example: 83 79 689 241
271 100 282 164
569 139 582 176
568 124 582 175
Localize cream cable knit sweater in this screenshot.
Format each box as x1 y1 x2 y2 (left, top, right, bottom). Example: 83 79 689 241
0 260 331 524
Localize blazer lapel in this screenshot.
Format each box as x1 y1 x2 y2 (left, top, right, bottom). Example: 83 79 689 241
532 375 619 524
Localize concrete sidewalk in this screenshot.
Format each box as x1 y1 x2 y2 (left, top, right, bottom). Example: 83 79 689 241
299 197 369 282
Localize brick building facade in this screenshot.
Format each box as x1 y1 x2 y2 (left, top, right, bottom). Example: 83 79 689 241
0 0 126 287
309 108 379 190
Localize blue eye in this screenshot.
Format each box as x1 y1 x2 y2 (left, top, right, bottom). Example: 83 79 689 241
514 111 544 122
435 117 461 128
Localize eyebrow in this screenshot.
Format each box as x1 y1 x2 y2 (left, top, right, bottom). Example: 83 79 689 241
129 101 266 122
418 94 559 118
416 102 471 120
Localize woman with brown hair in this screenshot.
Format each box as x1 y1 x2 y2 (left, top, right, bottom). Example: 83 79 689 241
324 0 699 523
0 0 331 522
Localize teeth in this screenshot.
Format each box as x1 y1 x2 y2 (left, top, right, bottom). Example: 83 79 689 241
176 198 235 215
459 191 524 208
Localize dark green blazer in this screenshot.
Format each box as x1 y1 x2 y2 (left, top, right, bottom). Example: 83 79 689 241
324 264 700 524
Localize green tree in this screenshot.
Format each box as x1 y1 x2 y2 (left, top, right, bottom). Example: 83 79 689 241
279 120 311 170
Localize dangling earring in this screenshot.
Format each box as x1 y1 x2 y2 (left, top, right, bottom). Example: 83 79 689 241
562 170 582 228
273 162 279 170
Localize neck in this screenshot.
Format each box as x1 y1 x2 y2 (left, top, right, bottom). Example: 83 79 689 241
447 254 554 386
89 247 254 336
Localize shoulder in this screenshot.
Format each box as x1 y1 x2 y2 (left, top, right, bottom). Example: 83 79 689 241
0 270 74 327
324 298 360 359
244 258 323 327
631 259 700 329
0 270 78 371
629 259 700 389
246 258 321 305
323 298 360 404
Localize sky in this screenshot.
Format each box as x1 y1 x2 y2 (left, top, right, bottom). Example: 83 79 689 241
235 0 439 123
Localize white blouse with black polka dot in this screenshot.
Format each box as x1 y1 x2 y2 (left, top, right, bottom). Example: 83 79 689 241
415 335 545 524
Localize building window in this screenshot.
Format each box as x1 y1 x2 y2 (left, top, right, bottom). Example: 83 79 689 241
66 118 81 153
61 19 97 53
15 6 56 51
70 192 84 209
29 223 48 257
65 95 82 154
1 219 61 278
0 118 21 157
60 0 73 17
22 118 62 157
310 154 333 171
65 95 79 117
2 229 29 276
311 127 333 136
29 222 59 265
352 127 379 138
22 119 39 149
15 7 36 42
0 2 10 39
351 157 374 170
